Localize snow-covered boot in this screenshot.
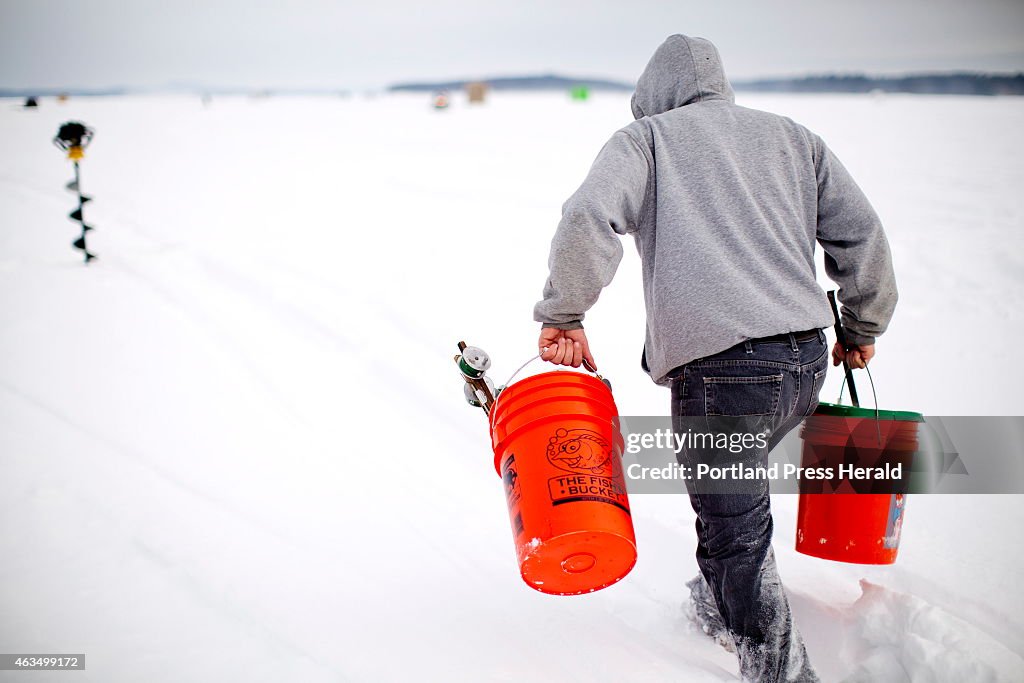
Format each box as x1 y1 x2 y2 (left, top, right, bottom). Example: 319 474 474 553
684 574 736 653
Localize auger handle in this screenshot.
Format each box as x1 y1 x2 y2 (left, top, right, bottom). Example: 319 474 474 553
828 290 860 407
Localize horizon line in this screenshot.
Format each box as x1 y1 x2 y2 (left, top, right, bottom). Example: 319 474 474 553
3 68 1024 96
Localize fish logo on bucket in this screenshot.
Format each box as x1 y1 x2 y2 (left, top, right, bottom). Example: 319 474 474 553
546 428 615 475
545 428 630 513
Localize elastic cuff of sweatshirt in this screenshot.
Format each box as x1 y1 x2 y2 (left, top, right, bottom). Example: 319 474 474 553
844 332 876 346
539 321 584 331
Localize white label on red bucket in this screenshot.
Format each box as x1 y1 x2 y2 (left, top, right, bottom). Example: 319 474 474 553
884 493 905 549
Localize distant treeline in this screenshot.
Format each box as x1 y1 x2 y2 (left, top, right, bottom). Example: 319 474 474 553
5 72 1023 99
735 73 1024 96
0 87 128 98
390 72 1024 97
389 74 632 93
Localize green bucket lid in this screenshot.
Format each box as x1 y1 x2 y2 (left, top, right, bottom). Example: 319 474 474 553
814 402 924 422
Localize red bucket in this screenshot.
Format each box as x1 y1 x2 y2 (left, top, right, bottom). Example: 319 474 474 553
796 403 922 564
489 370 637 595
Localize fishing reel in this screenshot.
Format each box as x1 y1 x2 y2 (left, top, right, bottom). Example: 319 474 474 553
53 121 94 161
455 341 498 414
454 339 613 416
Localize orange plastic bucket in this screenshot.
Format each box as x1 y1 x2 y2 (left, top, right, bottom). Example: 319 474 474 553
796 403 921 564
489 370 637 595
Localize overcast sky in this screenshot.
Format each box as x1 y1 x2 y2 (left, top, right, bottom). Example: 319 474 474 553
2 0 1023 90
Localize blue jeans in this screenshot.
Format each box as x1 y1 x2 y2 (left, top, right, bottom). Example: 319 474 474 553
670 330 827 683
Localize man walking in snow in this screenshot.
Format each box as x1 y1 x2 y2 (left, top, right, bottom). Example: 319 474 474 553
534 34 897 681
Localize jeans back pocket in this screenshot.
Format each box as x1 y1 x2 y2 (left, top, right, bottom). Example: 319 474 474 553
703 374 784 417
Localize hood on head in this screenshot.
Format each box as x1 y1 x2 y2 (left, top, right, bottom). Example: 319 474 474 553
631 34 735 119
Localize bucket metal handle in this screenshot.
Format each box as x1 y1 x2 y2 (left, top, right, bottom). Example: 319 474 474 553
502 352 607 390
490 352 611 426
828 289 882 444
836 365 883 446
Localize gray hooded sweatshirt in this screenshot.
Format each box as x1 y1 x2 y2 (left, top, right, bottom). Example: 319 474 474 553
534 34 897 385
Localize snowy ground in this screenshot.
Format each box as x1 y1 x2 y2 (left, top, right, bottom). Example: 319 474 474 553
1 90 1022 682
